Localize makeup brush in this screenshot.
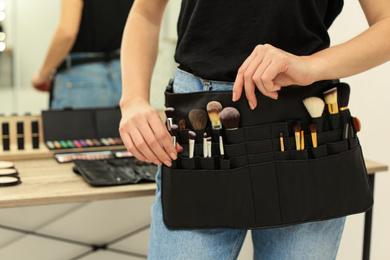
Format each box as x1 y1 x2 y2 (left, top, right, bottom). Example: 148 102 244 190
203 132 208 158
294 124 301 150
302 97 325 118
206 101 223 130
352 117 361 132
309 124 317 148
207 137 212 157
280 133 285 152
337 83 350 111
165 107 175 131
300 130 305 150
179 119 186 130
323 87 339 114
188 109 208 131
219 107 240 130
170 124 178 148
188 131 196 158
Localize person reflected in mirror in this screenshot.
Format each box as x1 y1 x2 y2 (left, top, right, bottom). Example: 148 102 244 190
31 0 134 109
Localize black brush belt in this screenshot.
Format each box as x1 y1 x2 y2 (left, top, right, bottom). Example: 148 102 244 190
56 50 120 73
161 79 373 230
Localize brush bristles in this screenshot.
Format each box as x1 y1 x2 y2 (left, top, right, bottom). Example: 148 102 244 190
164 107 175 118
170 124 178 136
179 119 186 130
189 109 208 130
302 97 325 118
309 124 317 134
219 107 240 129
337 83 350 109
353 117 361 132
293 124 301 133
206 101 223 122
323 87 338 104
188 130 196 140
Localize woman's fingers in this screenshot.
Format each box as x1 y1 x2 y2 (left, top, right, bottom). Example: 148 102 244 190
119 102 177 167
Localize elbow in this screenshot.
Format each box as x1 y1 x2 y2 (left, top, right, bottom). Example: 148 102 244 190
57 27 78 43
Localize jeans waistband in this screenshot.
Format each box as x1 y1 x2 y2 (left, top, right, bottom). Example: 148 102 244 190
57 49 120 72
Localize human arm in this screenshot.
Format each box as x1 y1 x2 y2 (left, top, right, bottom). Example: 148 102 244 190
119 0 181 167
232 0 390 109
31 0 83 92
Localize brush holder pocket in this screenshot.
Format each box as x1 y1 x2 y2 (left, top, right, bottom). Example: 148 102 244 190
162 81 373 230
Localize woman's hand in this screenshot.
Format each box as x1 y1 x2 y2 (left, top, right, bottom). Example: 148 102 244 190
232 44 317 109
31 71 53 92
119 98 182 167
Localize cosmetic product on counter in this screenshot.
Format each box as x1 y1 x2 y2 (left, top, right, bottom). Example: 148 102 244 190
31 120 40 149
2 122 10 151
42 107 125 151
0 176 21 187
16 121 24 150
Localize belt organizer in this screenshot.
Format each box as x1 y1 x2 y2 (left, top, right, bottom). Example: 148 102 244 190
162 80 373 230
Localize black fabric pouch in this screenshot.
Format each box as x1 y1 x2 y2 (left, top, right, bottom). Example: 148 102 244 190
73 158 157 186
161 80 373 230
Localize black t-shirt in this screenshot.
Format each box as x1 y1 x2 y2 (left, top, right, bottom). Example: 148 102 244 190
71 0 133 53
175 0 344 82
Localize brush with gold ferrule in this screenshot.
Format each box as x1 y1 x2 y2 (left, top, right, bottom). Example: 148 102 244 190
323 87 339 114
280 133 285 152
294 124 301 150
300 130 305 150
206 101 223 130
309 124 317 148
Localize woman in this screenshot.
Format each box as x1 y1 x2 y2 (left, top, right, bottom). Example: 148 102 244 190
119 0 390 259
31 0 133 109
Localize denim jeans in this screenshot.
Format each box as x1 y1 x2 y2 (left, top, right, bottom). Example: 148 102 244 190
148 68 346 260
51 53 122 109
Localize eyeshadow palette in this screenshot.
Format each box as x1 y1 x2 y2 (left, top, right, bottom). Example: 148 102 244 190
42 107 124 150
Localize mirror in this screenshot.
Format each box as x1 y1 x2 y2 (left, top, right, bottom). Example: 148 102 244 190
0 0 180 116
0 0 14 116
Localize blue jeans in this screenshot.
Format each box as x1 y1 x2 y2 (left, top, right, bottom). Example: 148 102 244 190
148 68 346 260
51 53 122 109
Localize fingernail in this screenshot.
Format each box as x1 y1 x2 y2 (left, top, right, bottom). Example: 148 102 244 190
232 92 237 102
170 153 177 160
249 101 255 110
164 160 172 167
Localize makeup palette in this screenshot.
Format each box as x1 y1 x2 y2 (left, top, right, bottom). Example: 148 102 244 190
42 107 124 150
54 150 132 163
0 160 21 187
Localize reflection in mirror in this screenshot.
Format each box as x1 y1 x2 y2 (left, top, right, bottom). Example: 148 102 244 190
0 0 14 116
0 0 180 116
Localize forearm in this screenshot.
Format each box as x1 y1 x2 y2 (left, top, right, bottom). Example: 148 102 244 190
311 17 390 81
120 1 167 109
38 27 77 78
